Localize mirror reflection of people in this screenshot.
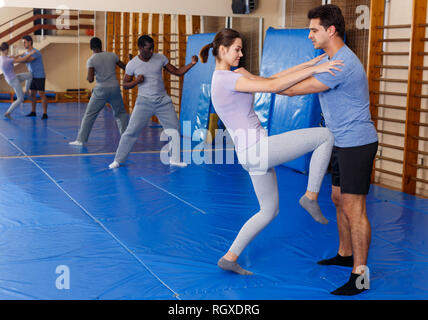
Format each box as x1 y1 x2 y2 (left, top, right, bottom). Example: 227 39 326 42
0 42 34 119
69 37 129 146
21 35 48 119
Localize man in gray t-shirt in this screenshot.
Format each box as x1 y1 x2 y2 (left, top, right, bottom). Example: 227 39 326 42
124 52 169 99
87 50 120 88
69 37 129 145
281 5 377 296
109 35 198 168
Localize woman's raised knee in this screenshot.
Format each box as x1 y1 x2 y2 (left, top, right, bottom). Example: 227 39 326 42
322 128 334 146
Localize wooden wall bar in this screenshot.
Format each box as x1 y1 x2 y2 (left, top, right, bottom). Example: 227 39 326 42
369 0 428 197
130 13 140 111
163 14 171 96
113 12 122 89
402 0 427 194
368 0 385 130
192 16 200 34
106 12 115 52
178 15 187 111
152 14 160 52
367 0 385 183
122 12 130 110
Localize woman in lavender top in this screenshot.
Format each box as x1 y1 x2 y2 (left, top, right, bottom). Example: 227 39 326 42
200 29 342 275
0 42 34 118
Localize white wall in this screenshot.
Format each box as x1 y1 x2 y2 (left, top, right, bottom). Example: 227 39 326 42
2 0 284 35
3 0 277 18
0 6 30 25
0 7 34 52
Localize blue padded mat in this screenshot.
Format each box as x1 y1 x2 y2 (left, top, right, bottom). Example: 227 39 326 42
0 102 166 156
0 102 426 300
257 28 324 173
180 33 216 140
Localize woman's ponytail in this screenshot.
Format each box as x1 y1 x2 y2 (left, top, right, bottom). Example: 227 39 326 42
199 42 213 64
199 29 241 64
0 42 9 52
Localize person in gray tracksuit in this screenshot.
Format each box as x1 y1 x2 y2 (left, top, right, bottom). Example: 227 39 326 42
108 35 198 168
69 37 129 146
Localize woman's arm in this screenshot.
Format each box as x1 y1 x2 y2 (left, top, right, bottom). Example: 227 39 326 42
269 53 327 79
13 50 35 64
234 59 343 94
233 53 328 81
279 77 330 96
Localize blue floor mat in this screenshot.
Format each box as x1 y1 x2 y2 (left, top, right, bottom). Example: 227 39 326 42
0 102 426 300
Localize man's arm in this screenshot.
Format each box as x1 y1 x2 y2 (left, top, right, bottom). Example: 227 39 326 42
279 76 330 96
116 60 126 70
87 67 95 83
164 55 198 76
123 73 144 90
234 53 329 81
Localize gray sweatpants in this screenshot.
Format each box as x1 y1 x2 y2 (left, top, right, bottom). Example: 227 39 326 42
5 72 32 114
76 86 129 142
114 94 180 164
230 127 334 256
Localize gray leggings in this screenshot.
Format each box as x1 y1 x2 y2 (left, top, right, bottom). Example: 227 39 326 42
114 95 180 164
230 127 334 256
76 86 129 142
5 72 32 114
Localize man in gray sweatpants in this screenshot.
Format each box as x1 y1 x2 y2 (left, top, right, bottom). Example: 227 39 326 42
69 37 129 146
109 35 198 168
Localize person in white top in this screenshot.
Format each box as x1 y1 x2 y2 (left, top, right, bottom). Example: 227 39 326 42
109 35 198 168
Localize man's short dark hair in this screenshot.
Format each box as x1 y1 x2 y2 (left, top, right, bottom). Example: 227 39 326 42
22 35 33 45
90 37 102 50
308 4 345 40
137 35 154 48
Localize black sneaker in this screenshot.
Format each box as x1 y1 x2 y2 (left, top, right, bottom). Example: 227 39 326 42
330 273 368 296
41 114 48 120
26 112 36 117
317 254 354 267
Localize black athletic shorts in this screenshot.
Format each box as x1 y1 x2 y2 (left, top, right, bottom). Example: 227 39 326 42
29 78 46 92
331 141 378 195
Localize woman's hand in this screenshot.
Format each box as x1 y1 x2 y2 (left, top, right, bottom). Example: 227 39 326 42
312 60 344 76
306 53 327 66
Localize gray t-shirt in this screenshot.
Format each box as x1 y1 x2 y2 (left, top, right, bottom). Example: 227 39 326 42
125 53 169 98
86 52 119 87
